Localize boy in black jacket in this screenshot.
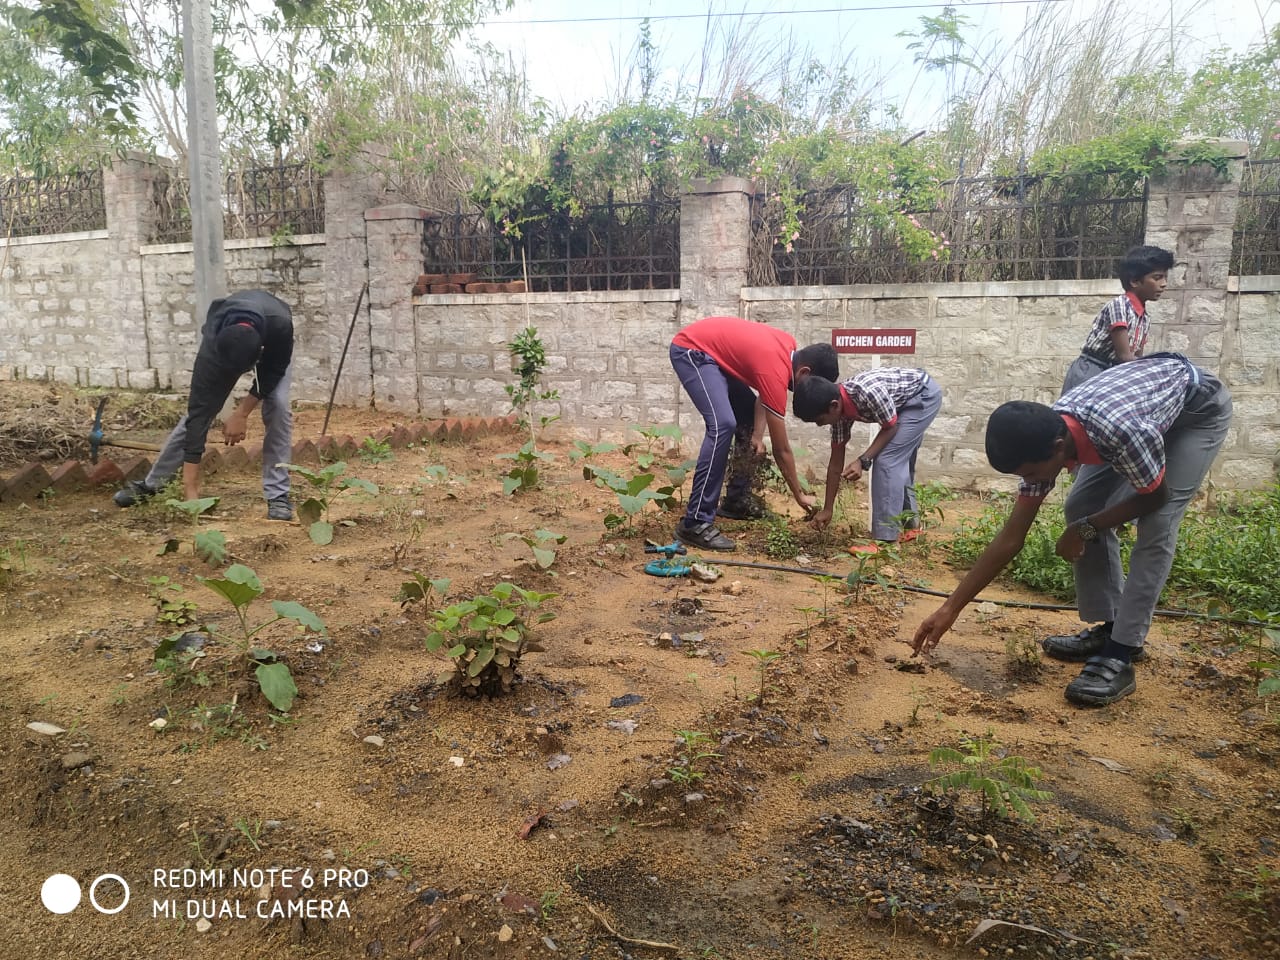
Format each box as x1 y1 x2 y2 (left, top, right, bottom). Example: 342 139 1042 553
112 290 295 519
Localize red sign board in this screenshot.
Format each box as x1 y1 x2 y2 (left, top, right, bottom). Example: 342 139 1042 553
831 328 917 354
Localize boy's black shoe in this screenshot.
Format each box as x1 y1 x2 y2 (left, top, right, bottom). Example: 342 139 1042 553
1042 623 1147 663
113 480 157 508
675 520 736 552
717 493 767 521
267 496 294 521
1064 655 1137 707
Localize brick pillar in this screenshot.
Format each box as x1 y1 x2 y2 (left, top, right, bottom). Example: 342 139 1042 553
103 151 171 390
1143 140 1249 367
364 204 430 412
322 161 391 408
679 176 755 324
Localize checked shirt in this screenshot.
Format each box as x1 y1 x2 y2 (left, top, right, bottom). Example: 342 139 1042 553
1018 353 1198 500
1079 292 1148 363
831 367 931 444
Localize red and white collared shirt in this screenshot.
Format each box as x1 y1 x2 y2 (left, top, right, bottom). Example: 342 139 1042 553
1079 291 1148 362
830 368 931 444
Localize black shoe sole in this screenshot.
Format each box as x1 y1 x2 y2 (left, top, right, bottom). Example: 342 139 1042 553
1065 676 1137 707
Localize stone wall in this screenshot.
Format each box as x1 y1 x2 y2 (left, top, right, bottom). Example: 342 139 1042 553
411 292 682 439
1222 278 1280 487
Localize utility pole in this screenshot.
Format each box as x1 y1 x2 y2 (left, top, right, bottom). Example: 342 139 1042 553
182 0 226 323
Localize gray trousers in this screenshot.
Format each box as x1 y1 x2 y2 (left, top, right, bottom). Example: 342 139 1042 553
145 365 293 501
1064 376 1232 649
869 378 943 540
1061 353 1109 395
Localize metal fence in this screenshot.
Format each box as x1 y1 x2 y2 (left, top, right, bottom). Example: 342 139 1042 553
752 171 1149 286
0 168 107 239
1232 157 1280 276
420 191 680 292
154 161 325 243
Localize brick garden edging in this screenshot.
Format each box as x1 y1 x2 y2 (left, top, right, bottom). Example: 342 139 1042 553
0 415 518 505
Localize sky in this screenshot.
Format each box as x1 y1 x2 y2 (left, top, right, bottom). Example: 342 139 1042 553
459 0 1278 123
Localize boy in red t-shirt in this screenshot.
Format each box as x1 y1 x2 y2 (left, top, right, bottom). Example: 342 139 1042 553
670 316 838 551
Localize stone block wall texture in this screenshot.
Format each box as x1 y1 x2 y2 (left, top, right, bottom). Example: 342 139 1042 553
412 291 682 441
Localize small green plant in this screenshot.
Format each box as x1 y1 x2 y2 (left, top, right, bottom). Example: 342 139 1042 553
812 574 845 621
178 700 265 752
507 326 560 447
160 497 227 566
358 435 394 463
234 816 264 851
422 464 449 483
154 563 326 712
280 461 379 545
1004 632 1043 678
568 440 620 464
148 576 199 627
744 648 783 706
583 464 673 531
794 605 818 644
926 733 1051 823
539 889 560 921
915 480 954 528
667 729 720 786
498 441 555 495
155 643 212 691
507 528 567 570
396 573 451 616
846 550 890 603
424 583 556 696
763 516 799 560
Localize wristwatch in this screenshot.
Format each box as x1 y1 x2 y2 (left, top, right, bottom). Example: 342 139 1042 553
858 455 874 471
1075 518 1099 542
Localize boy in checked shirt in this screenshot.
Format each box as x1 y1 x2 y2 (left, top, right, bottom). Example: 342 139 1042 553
911 353 1231 707
793 366 942 553
1061 245 1173 394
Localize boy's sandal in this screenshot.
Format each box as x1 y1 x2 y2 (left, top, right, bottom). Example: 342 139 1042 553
899 529 922 543
1064 655 1136 707
848 543 881 556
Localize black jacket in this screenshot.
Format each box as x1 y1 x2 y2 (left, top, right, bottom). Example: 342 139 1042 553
183 290 293 464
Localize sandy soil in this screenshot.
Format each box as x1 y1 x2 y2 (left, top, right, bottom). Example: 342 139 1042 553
0 383 1276 960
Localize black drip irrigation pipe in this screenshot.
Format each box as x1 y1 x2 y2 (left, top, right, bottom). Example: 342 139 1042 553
701 557 1276 631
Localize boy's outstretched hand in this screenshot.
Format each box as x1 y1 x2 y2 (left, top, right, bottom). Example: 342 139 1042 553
911 606 956 656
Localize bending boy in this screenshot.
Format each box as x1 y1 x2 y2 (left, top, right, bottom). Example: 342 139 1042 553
793 367 942 552
112 289 295 519
912 354 1231 707
1061 245 1173 394
670 315 838 551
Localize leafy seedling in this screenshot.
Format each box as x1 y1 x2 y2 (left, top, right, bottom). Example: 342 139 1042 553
424 582 556 697
925 733 1051 823
155 563 327 712
744 648 783 706
506 529 567 569
160 497 227 566
397 573 451 616
280 461 378 544
498 441 554 495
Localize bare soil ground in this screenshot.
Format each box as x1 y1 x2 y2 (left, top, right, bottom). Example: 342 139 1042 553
1 382 1277 960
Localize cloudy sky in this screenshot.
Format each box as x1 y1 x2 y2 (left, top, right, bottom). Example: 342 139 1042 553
461 0 1277 121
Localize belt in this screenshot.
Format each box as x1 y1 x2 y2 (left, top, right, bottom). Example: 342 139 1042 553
904 372 932 404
